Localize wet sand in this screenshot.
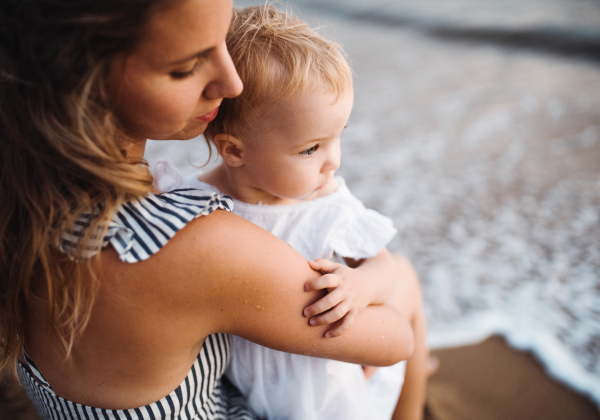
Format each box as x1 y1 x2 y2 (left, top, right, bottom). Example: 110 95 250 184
426 336 600 420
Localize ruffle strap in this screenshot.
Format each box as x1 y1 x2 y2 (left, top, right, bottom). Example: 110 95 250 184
59 189 233 263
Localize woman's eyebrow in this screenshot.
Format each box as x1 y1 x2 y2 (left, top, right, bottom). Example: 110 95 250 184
169 47 215 65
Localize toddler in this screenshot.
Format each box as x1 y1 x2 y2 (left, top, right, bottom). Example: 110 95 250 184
187 6 428 420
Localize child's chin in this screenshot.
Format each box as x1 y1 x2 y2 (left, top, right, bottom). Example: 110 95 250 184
299 189 322 201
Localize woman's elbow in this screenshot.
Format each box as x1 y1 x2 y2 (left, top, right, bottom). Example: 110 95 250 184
397 331 415 363
383 330 414 366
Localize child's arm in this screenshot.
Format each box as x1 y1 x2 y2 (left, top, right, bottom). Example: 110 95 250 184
303 248 399 337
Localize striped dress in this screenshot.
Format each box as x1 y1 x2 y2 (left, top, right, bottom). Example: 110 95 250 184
17 189 259 420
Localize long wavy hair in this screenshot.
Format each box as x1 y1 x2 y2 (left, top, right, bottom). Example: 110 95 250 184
0 0 171 376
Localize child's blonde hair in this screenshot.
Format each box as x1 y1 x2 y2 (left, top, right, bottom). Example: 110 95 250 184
205 5 352 141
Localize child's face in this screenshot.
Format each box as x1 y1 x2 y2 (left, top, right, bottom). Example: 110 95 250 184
241 87 353 204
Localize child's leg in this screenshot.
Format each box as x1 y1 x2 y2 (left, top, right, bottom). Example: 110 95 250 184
388 254 429 420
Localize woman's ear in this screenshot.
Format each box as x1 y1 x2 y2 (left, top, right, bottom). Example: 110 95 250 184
214 133 245 167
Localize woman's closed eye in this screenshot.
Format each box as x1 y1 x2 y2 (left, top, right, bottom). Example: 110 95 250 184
300 145 319 156
170 60 201 79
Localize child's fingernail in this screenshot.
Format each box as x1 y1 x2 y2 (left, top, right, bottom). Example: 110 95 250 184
304 284 309 292
325 333 331 338
303 309 309 317
310 319 316 326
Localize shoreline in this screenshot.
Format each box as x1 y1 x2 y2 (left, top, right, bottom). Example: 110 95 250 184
426 335 600 420
428 312 600 408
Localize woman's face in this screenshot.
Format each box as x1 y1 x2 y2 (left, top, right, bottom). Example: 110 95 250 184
109 0 242 142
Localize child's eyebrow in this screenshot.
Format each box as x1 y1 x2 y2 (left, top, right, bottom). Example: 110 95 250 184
299 129 348 147
169 47 215 65
299 136 330 146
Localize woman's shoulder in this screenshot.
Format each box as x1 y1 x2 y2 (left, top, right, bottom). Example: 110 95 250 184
61 187 234 264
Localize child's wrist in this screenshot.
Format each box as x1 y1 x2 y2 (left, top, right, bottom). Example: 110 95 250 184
352 266 379 306
361 281 379 308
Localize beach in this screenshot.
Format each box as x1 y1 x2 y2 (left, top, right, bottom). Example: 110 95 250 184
426 336 600 420
268 0 600 412
150 0 600 414
2 0 599 418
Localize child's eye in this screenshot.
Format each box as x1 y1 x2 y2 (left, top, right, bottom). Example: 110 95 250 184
170 61 201 80
300 145 319 156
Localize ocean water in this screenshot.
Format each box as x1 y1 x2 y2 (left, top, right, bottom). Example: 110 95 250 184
146 0 600 407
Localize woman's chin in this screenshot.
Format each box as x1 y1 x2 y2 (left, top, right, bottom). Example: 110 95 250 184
152 123 209 141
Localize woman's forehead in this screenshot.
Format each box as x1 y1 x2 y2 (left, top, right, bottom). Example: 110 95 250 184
134 0 233 66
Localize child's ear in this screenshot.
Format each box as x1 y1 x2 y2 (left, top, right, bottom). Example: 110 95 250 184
214 133 245 167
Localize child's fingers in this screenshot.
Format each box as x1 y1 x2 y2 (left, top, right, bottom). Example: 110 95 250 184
304 273 341 292
308 301 350 327
303 290 343 317
308 259 341 274
324 311 357 338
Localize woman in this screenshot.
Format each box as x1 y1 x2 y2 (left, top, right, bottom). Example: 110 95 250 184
0 0 422 418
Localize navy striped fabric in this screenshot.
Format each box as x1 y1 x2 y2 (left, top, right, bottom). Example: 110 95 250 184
18 189 257 419
18 334 257 420
59 189 233 263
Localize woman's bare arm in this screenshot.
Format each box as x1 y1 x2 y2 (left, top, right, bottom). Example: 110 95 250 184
109 210 414 366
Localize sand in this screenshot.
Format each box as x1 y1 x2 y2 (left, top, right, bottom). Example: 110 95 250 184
426 336 600 420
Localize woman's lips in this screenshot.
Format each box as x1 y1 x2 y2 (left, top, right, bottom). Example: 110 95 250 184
196 107 219 123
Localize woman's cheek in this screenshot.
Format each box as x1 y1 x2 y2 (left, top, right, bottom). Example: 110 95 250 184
156 83 199 121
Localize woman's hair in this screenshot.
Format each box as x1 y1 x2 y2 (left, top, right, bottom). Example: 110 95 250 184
0 0 172 375
205 4 352 142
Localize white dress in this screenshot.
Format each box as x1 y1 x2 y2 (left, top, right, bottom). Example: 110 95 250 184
152 160 407 420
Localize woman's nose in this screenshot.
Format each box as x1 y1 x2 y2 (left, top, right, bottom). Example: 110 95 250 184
203 42 243 100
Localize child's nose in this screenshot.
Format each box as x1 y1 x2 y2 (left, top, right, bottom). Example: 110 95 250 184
323 146 341 172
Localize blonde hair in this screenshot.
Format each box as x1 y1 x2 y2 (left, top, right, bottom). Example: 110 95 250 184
0 0 173 377
205 4 352 141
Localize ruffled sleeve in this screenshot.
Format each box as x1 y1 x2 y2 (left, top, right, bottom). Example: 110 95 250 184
59 189 233 263
325 207 397 261
316 181 396 261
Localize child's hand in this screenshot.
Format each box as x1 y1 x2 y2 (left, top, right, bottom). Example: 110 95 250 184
303 259 371 338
